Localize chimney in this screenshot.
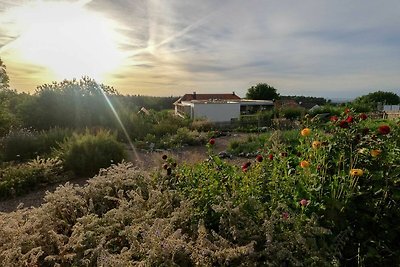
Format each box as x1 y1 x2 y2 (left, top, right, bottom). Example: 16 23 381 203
193 91 196 99
232 91 235 95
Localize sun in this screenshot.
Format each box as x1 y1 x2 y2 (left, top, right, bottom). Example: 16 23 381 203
1 1 125 81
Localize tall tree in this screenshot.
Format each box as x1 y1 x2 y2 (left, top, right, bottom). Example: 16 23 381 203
0 58 10 90
246 83 279 100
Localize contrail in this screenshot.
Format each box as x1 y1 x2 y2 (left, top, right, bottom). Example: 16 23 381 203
128 9 218 58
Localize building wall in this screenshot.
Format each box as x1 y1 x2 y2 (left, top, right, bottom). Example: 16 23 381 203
193 102 240 122
384 105 400 111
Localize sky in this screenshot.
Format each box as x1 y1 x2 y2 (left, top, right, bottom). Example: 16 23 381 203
0 0 399 99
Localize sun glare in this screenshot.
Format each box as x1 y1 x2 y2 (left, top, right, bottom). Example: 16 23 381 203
2 1 125 81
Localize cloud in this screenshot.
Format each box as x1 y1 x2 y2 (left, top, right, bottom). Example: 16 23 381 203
1 0 399 98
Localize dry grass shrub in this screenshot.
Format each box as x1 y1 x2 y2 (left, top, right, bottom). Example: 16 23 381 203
0 162 334 266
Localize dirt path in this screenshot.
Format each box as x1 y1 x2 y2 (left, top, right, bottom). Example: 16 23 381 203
0 133 249 213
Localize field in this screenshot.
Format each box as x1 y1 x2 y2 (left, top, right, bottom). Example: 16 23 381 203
0 109 399 266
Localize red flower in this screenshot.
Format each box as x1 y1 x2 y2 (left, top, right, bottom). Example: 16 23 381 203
339 120 349 128
359 113 367 120
345 116 354 123
242 166 248 172
282 212 289 220
268 154 274 160
378 125 390 135
209 138 215 145
299 199 309 207
256 155 263 162
330 115 338 122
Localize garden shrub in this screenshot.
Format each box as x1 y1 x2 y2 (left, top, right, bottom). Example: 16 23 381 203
0 157 64 199
170 127 207 147
279 106 305 121
227 134 257 156
0 127 72 162
0 128 40 162
0 163 336 266
55 129 126 177
190 119 214 132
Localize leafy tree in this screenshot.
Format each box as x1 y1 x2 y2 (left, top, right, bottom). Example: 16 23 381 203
245 83 280 100
353 91 400 108
18 77 119 130
0 58 10 90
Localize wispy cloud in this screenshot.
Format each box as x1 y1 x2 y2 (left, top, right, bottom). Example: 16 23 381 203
1 0 399 98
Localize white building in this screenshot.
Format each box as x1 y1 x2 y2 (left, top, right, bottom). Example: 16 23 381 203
174 92 274 123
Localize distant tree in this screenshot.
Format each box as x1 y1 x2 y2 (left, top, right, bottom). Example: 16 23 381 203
0 58 10 90
353 91 400 109
35 76 118 96
281 95 327 106
246 83 280 100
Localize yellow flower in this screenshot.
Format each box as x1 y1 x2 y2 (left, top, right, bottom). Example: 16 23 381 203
300 160 310 168
301 128 311 136
312 141 322 149
370 149 382 157
350 169 364 176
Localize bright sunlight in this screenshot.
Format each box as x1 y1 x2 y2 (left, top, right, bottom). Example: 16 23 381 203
1 1 125 81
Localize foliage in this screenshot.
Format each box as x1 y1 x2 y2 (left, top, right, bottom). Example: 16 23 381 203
307 105 342 117
301 110 400 265
228 134 270 156
353 90 400 109
281 95 328 106
120 110 191 142
0 57 9 90
120 94 179 111
278 106 305 120
55 129 126 177
0 89 26 136
0 104 399 265
17 77 119 130
0 128 72 162
190 119 215 132
0 128 40 162
137 128 207 150
245 83 280 100
0 157 65 199
0 163 334 266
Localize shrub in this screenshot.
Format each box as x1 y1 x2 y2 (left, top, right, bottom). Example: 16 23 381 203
55 129 126 177
0 163 335 266
0 128 72 162
0 157 64 199
169 127 207 147
279 106 305 120
0 128 39 162
190 119 214 132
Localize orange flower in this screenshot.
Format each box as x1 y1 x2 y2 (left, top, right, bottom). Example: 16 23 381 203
370 149 382 157
301 128 311 136
312 141 322 149
300 160 310 168
350 169 364 176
